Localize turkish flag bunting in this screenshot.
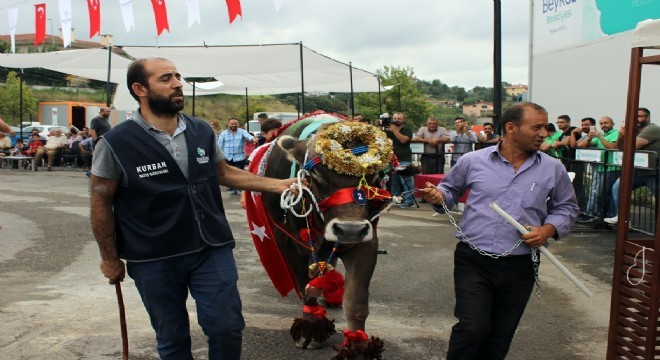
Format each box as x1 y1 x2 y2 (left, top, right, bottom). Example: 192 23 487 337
244 145 298 297
226 0 242 24
34 3 46 46
87 0 101 38
150 0 170 36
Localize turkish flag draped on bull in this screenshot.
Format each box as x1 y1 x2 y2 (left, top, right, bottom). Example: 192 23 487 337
244 144 298 297
150 0 170 35
87 0 101 38
34 4 46 46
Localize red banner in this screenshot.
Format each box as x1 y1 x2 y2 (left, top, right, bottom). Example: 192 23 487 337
150 0 170 36
226 0 242 24
34 3 46 46
87 0 101 38
244 146 298 297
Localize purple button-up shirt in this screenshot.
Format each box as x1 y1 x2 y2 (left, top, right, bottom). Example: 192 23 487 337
438 144 578 255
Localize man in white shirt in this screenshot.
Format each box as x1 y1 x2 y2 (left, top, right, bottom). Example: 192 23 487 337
34 128 68 171
412 117 450 174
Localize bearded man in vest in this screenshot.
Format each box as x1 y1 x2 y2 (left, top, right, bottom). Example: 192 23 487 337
90 58 301 360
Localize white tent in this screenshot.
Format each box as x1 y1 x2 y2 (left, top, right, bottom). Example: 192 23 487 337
120 44 380 95
0 48 130 84
631 19 660 49
0 44 381 111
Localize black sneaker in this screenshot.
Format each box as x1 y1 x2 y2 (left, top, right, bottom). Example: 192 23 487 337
576 214 595 223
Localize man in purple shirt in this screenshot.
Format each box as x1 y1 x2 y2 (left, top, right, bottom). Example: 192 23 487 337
420 102 578 360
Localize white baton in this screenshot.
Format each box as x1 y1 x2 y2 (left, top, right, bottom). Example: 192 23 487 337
489 202 593 298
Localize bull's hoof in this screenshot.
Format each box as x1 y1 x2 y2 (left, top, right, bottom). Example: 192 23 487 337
290 316 336 349
331 336 384 360
295 338 324 350
319 298 342 309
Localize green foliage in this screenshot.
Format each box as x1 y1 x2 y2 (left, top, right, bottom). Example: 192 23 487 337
0 71 38 125
0 40 9 54
181 94 297 126
431 106 464 127
274 93 351 115
353 65 433 128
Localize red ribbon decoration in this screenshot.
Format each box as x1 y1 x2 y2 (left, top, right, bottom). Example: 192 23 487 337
225 0 242 24
308 269 345 306
87 0 101 38
318 187 391 212
150 0 170 36
34 4 46 46
342 329 369 346
302 305 327 319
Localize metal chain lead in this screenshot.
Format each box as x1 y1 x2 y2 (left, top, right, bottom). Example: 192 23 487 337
439 199 524 258
531 248 541 299
438 198 542 299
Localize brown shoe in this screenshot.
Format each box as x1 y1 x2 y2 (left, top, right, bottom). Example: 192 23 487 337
47 166 52 171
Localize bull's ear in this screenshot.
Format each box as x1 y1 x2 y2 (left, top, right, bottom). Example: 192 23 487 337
277 135 308 164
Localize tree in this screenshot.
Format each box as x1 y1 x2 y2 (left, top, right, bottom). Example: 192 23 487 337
0 71 38 125
450 86 467 102
354 65 432 128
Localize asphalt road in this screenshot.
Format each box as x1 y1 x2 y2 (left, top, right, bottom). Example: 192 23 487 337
0 168 615 359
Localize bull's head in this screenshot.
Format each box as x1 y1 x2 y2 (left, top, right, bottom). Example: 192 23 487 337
277 122 393 244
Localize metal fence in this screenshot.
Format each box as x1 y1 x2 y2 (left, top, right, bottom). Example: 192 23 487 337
411 142 659 235
565 149 658 235
410 141 496 174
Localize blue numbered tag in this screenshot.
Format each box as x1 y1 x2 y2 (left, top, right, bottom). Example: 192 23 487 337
353 188 367 205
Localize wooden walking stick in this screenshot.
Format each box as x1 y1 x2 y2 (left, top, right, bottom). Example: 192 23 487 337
115 282 129 360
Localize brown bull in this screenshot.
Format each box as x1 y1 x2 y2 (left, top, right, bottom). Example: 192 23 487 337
245 115 392 359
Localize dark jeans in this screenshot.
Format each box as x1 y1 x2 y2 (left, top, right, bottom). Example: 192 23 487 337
447 242 535 360
420 154 445 174
127 245 244 360
225 159 245 192
226 159 245 170
81 151 92 169
611 170 658 215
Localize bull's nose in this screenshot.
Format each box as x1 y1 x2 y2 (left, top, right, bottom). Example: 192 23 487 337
331 222 371 242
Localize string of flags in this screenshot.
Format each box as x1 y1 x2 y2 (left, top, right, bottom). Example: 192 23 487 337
4 0 286 53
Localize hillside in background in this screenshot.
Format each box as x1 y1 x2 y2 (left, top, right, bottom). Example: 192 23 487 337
1 66 520 129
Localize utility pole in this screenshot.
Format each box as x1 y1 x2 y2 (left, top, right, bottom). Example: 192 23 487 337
47 18 54 46
493 0 502 135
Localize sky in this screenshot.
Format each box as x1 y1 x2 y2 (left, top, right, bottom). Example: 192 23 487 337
0 0 531 89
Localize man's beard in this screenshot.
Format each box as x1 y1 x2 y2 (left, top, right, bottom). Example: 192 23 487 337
147 90 184 117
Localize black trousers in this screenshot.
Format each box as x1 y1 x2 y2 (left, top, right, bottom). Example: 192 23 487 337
226 159 245 170
420 154 445 174
447 242 535 360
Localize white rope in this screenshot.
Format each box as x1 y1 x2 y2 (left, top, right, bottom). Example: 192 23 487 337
279 169 325 220
369 188 418 222
370 201 396 222
626 246 652 286
279 149 325 221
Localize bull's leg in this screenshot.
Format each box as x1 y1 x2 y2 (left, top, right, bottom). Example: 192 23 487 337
285 248 336 349
333 239 384 360
340 240 378 331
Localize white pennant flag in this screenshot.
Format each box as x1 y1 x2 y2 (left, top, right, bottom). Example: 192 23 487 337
58 0 73 47
185 0 201 28
8 8 18 53
273 0 288 11
119 0 135 33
